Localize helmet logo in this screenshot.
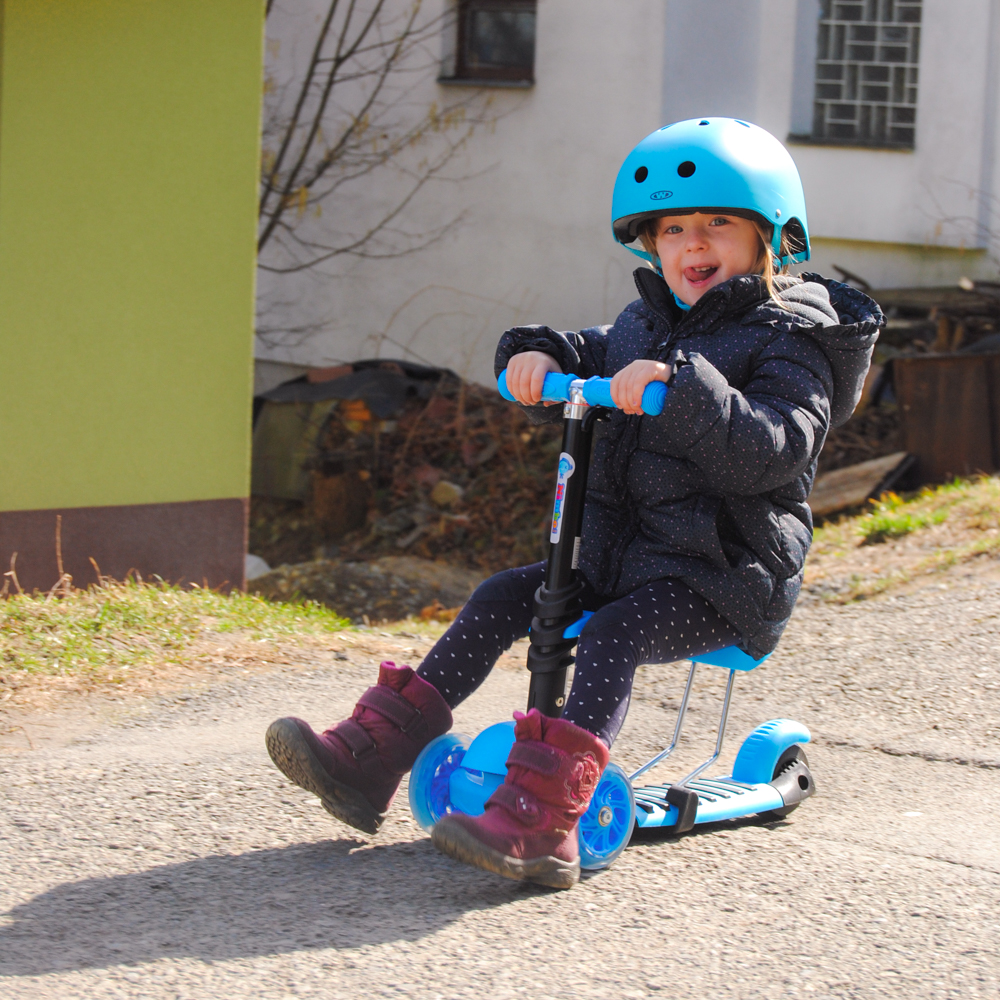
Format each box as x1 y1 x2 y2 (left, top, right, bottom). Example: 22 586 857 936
649 190 673 201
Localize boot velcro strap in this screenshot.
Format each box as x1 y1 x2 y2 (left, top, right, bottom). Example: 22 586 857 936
506 740 562 776
489 782 541 824
333 719 382 773
357 686 428 740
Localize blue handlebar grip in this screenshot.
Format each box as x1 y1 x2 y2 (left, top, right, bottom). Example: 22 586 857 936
582 377 667 415
641 381 668 416
541 372 576 402
497 369 577 404
497 369 516 401
499 368 666 413
582 377 615 409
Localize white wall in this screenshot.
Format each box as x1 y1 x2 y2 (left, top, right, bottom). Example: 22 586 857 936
257 0 666 387
660 0 798 135
660 0 1000 277
258 0 1000 384
791 0 995 250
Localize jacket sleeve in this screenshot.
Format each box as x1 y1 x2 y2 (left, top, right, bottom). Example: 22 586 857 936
494 324 611 380
655 330 833 495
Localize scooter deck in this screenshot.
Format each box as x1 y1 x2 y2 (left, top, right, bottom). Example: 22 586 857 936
634 775 783 829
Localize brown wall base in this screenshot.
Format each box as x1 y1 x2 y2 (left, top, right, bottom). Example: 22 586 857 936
0 498 248 594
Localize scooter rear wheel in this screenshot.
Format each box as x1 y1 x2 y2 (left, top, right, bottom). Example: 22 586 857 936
579 763 636 870
409 732 473 833
761 744 810 821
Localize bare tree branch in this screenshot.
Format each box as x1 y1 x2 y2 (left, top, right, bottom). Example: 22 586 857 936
259 0 507 274
259 0 344 227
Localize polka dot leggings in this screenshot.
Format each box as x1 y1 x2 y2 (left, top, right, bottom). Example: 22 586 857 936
415 562 741 747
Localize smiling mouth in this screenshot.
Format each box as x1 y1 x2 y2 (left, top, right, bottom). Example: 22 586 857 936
684 265 719 285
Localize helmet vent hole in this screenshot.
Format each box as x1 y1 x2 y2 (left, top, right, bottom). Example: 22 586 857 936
677 161 696 178
634 166 648 183
782 217 808 259
735 120 750 127
699 120 709 126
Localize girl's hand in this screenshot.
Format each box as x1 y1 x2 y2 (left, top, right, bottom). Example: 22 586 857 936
610 360 673 415
505 351 563 406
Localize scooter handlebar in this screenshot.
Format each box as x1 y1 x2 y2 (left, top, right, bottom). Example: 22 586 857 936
497 370 667 416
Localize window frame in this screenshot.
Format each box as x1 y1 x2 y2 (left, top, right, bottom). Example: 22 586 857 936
789 0 922 152
440 0 537 88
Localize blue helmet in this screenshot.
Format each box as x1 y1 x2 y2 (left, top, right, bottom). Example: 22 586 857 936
611 117 810 267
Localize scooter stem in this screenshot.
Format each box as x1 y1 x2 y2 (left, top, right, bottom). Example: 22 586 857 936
525 384 597 716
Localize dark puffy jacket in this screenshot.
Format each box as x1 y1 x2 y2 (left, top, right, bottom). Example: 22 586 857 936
495 268 883 658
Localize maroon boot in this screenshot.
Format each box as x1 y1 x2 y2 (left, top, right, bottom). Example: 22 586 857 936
431 708 609 889
265 661 452 835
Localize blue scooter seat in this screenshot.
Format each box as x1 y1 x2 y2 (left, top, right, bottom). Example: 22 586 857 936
689 645 771 671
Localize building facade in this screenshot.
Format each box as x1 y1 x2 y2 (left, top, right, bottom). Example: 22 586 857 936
258 0 1000 388
0 0 263 591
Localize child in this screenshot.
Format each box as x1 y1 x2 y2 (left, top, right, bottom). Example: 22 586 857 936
265 118 882 889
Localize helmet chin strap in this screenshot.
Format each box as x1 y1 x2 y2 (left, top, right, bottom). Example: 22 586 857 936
653 260 692 312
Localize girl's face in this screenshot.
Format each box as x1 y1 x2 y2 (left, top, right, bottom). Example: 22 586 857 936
653 213 761 306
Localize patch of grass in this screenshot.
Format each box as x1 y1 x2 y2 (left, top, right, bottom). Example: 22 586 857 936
808 474 1000 602
857 491 950 544
0 579 350 681
816 476 1000 550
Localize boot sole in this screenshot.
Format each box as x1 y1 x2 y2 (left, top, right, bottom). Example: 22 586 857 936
431 817 580 890
265 718 385 836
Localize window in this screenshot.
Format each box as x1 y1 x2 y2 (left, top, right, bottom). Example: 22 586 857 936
446 0 536 85
809 0 921 148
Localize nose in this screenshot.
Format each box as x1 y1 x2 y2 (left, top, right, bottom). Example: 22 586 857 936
684 223 710 252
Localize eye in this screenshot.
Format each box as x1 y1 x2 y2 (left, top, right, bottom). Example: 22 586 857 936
708 216 730 227
663 224 683 235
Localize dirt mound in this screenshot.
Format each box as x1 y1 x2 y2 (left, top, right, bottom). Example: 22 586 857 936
249 556 487 624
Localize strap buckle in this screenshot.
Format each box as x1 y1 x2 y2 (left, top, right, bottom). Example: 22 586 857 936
400 706 425 737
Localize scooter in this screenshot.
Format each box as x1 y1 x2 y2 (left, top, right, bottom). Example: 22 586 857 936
408 370 816 869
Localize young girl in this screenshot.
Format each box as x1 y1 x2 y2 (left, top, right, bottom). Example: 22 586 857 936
265 118 882 889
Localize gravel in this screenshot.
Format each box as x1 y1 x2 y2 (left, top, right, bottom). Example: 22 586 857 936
1 563 998 999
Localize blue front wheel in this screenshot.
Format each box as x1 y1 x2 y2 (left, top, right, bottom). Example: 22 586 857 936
409 732 473 833
579 762 636 870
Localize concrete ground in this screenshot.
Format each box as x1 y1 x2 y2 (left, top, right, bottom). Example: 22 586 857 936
1 563 998 999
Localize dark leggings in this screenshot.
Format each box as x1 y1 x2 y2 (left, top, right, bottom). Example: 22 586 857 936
415 563 740 747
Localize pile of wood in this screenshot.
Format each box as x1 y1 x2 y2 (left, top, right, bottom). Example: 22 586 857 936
817 390 900 476
807 276 1000 517
251 276 1000 561
873 279 1000 357
250 367 562 573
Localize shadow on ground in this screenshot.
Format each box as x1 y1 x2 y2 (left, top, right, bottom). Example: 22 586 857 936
0 836 544 975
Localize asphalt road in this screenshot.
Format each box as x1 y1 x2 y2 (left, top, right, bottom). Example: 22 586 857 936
2 563 998 999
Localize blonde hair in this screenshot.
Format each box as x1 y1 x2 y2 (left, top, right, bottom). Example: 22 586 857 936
636 215 793 301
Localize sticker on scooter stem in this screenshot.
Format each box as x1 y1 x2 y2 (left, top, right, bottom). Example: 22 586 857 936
550 453 576 543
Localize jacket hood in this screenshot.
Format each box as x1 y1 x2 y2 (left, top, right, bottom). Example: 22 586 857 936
784 272 883 427
633 267 883 428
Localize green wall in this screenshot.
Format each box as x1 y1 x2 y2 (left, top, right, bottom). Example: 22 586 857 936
0 0 263 511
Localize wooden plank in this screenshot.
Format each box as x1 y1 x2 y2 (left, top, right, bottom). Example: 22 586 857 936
871 287 1000 314
988 353 1000 470
894 355 996 482
809 452 911 517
